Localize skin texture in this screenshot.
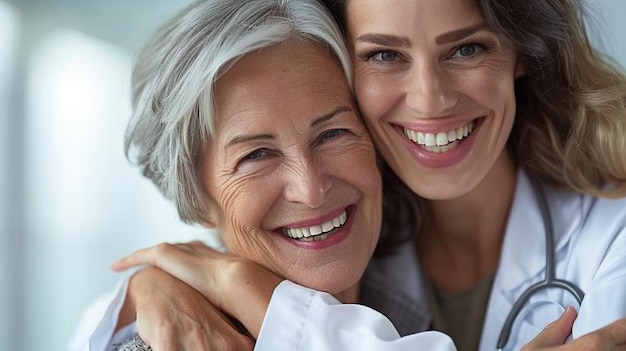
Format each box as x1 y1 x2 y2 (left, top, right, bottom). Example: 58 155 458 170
120 267 254 351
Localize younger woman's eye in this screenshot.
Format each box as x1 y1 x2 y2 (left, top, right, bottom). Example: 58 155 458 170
452 43 486 58
366 50 399 62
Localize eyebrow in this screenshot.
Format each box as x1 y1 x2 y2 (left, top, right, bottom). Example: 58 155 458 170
355 23 489 47
226 133 275 148
225 106 354 148
355 34 410 47
310 106 353 128
435 23 489 45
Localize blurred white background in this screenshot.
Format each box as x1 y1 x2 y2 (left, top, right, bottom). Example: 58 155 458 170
0 0 624 350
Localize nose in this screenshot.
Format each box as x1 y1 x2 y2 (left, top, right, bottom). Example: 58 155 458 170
284 158 331 208
405 62 457 116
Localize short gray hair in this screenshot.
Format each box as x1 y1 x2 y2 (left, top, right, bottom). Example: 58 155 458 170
125 0 353 224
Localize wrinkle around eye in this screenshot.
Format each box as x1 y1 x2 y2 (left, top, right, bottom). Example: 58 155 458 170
316 135 375 160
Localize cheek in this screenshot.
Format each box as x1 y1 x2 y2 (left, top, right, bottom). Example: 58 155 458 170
457 69 517 115
354 70 393 125
218 201 287 273
216 179 274 253
342 142 382 202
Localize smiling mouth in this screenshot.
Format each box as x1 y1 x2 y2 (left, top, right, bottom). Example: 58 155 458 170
280 210 348 242
403 120 476 153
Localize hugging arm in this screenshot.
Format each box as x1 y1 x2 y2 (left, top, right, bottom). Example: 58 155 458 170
114 266 254 351
112 241 626 351
71 264 254 351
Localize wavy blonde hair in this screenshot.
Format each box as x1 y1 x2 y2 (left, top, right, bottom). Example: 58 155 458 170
481 0 626 197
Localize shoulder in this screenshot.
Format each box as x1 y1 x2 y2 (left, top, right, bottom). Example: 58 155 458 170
545 186 626 268
578 192 626 230
547 186 626 235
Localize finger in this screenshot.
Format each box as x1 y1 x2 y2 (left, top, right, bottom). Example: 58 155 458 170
111 243 190 272
111 246 160 271
116 243 215 296
524 307 578 349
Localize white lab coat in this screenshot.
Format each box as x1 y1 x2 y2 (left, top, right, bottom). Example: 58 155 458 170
257 171 626 350
478 171 626 349
71 171 626 351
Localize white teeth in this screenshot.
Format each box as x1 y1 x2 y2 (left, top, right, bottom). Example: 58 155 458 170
284 210 348 240
403 120 476 151
425 133 436 146
310 225 323 236
447 130 457 141
436 132 448 146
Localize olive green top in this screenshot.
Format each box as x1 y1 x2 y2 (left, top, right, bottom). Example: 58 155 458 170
426 273 495 351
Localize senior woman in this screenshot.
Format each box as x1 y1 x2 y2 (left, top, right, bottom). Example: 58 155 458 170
71 0 457 350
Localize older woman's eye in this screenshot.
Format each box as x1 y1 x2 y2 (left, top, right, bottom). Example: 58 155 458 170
242 149 267 161
321 129 346 140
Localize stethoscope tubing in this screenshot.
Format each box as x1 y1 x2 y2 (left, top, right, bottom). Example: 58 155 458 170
496 178 585 350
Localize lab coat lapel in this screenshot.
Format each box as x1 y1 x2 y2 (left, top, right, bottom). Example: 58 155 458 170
479 170 582 350
498 171 546 292
497 171 582 292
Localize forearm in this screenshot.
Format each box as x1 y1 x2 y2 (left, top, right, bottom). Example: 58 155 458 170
218 260 283 338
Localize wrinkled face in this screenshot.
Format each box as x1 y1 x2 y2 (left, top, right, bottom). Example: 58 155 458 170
200 42 382 295
345 0 523 199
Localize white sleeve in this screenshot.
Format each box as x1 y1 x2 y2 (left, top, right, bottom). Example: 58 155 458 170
255 280 456 351
574 227 626 336
68 272 139 351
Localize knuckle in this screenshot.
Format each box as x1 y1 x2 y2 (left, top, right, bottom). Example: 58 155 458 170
155 242 173 254
578 332 606 349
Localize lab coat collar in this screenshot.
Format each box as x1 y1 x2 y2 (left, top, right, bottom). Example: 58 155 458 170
361 241 432 335
497 170 582 292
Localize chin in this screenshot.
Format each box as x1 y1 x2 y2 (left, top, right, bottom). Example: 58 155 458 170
291 265 363 295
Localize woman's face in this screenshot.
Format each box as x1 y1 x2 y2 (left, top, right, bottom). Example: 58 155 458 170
200 42 382 295
345 0 523 200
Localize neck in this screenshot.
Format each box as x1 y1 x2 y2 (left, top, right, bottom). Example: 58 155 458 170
418 151 517 292
333 281 361 304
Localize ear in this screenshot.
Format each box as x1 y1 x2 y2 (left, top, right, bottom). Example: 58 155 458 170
514 59 526 78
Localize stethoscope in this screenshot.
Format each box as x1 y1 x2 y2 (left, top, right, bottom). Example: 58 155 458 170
496 178 585 350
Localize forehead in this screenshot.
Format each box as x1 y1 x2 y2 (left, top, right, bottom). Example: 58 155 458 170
212 41 353 131
346 0 484 36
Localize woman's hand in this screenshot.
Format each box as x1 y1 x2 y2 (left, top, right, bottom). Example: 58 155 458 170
522 308 626 350
119 266 254 351
112 241 283 338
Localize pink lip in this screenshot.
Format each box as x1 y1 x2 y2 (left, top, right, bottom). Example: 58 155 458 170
274 206 355 250
396 117 484 169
